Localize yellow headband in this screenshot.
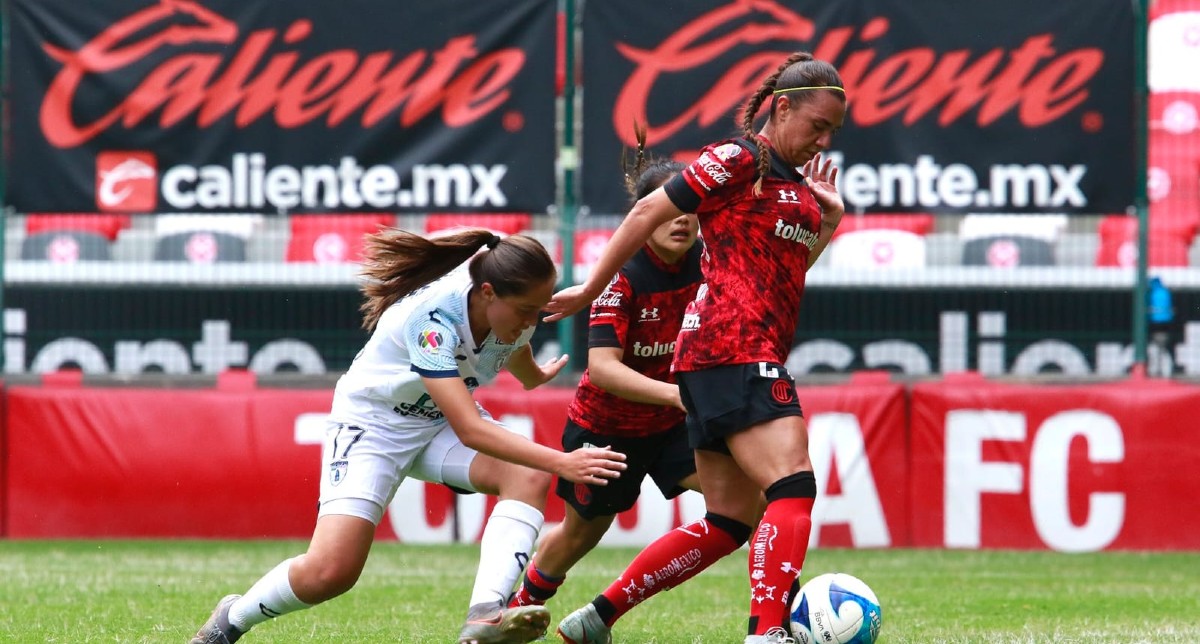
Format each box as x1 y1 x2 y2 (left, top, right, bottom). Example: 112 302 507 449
772 85 845 95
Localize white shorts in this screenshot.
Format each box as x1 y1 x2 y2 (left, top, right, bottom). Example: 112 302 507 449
317 414 490 525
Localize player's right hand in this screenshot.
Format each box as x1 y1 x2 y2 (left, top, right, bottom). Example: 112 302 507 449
558 446 627 485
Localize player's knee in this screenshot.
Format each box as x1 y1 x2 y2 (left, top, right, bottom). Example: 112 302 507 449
498 463 553 501
704 512 754 547
765 471 817 502
297 556 364 602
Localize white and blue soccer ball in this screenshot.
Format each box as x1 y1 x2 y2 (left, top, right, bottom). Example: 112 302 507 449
788 572 883 644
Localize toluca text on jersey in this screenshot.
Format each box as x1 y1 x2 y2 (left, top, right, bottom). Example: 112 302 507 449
774 218 819 249
632 340 676 357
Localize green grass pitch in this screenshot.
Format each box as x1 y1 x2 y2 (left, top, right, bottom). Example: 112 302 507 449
0 540 1197 642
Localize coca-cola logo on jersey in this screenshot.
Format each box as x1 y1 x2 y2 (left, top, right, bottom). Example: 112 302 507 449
611 0 1107 149
38 0 527 148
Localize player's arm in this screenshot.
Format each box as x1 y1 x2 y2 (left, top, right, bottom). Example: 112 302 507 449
422 375 625 484
586 346 684 410
544 188 684 322
504 344 569 390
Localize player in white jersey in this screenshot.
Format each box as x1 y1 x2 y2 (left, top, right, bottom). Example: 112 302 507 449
190 228 627 644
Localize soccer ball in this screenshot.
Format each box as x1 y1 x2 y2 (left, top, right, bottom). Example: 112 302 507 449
788 572 882 644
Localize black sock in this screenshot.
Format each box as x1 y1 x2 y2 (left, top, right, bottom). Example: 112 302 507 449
592 595 617 625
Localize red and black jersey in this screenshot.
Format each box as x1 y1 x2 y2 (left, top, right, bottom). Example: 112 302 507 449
663 136 822 371
568 243 703 437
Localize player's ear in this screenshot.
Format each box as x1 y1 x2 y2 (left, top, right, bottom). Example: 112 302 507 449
480 282 497 301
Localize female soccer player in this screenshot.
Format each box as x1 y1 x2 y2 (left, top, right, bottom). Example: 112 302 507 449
507 146 726 614
190 229 627 644
546 51 847 644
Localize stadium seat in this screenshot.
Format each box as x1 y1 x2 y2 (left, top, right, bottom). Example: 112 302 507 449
286 213 395 264
827 229 926 268
1096 215 1192 267
962 236 1055 267
25 213 131 241
831 213 935 239
20 230 112 262
571 228 615 283
959 214 1066 267
1149 2 1200 94
153 231 247 263
424 213 531 236
154 214 262 238
152 214 260 263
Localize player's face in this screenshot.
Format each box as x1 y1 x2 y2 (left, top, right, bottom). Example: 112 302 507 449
484 276 555 343
647 211 699 263
772 91 845 167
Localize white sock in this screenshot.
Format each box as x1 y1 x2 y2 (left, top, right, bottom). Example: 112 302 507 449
469 499 544 606
228 557 311 632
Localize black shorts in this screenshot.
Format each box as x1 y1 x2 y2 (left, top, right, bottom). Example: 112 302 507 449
555 418 696 520
676 361 804 453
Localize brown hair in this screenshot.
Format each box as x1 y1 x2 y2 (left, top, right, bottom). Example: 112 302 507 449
358 228 556 331
739 51 844 194
620 121 685 204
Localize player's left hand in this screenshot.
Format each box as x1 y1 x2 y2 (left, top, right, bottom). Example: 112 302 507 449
530 353 569 387
804 153 844 228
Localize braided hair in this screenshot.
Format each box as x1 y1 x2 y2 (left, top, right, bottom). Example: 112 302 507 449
739 51 844 195
620 120 685 203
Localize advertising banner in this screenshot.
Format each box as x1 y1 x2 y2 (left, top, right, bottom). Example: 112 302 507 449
6 0 557 213
581 0 1135 215
2 380 907 546
7 282 1200 379
909 378 1200 550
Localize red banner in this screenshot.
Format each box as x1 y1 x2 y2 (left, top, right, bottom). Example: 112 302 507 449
5 375 1199 550
909 375 1200 550
2 377 907 545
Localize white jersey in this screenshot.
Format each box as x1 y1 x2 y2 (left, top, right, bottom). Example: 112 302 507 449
330 267 535 438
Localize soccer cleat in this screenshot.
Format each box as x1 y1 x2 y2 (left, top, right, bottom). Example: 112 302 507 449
555 603 611 644
189 594 243 644
458 601 551 644
744 626 796 644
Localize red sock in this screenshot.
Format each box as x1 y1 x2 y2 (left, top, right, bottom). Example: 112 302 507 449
598 516 741 625
748 497 814 635
509 564 563 607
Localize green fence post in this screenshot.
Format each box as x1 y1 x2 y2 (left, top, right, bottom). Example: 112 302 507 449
556 0 579 372
1132 0 1150 370
0 0 8 375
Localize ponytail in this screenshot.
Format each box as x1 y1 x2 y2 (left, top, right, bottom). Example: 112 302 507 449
359 228 555 332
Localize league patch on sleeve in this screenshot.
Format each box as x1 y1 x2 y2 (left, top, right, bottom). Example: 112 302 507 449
713 143 743 161
418 329 444 353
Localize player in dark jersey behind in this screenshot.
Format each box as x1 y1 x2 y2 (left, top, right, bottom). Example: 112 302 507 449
547 52 847 644
505 135 720 625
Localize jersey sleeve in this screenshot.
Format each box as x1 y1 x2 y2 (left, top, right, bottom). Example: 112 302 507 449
587 272 634 349
401 310 461 378
663 139 757 214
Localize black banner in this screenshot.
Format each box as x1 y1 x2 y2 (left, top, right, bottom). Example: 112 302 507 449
6 0 556 214
581 0 1135 215
5 282 1194 378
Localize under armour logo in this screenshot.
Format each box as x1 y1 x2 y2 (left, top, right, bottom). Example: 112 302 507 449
777 189 800 203
640 307 659 320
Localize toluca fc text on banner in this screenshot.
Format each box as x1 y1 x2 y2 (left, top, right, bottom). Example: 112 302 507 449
7 0 557 214
581 0 1135 215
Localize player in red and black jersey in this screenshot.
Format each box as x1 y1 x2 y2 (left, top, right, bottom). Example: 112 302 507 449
507 139 716 615
548 52 847 644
